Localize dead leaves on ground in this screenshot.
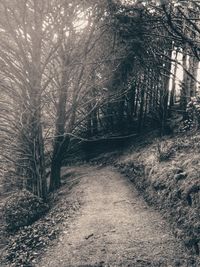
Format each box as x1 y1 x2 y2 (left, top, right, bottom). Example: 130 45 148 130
2 189 81 267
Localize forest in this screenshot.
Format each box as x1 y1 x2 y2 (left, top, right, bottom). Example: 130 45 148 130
0 0 200 266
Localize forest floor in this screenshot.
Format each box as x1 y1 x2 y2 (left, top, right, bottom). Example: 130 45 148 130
36 165 195 267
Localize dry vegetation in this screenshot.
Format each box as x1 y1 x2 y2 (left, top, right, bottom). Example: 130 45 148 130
116 132 200 259
0 169 82 267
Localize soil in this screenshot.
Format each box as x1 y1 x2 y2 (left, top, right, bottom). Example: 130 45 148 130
37 165 195 267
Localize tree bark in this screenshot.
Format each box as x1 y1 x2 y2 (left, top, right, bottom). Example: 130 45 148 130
49 52 69 191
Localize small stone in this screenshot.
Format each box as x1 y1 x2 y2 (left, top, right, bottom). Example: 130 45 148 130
175 168 183 174
174 172 187 181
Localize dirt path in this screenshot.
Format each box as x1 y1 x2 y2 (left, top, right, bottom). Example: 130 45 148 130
38 166 194 267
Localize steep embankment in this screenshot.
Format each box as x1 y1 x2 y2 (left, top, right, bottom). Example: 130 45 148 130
38 166 194 267
116 133 200 259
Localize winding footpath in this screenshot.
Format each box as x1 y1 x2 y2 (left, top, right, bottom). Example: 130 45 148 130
38 166 195 267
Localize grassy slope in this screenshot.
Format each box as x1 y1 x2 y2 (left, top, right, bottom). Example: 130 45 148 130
116 132 200 258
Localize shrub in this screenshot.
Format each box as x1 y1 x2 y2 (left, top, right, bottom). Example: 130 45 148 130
179 96 200 133
3 190 49 231
156 141 175 162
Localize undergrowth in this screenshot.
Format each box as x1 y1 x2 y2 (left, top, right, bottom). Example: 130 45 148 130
117 132 200 261
3 190 49 231
1 175 82 267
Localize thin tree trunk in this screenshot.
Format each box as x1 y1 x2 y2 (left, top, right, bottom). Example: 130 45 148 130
170 50 178 108
189 56 199 97
137 85 145 133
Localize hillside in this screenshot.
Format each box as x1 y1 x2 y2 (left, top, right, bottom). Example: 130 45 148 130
0 131 199 266
116 131 200 259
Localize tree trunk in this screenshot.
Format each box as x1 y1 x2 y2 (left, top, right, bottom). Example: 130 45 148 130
137 86 145 133
25 2 47 199
169 50 178 109
50 131 71 192
49 53 69 192
189 56 199 97
127 80 136 124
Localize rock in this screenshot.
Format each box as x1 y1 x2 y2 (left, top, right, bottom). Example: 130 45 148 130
174 172 187 181
175 168 183 174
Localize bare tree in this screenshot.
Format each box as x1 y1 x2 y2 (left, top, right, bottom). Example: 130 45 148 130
0 0 64 198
